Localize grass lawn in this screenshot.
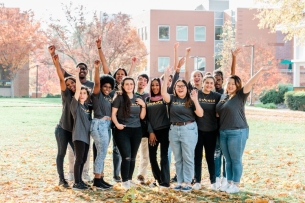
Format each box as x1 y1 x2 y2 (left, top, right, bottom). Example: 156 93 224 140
0 98 304 202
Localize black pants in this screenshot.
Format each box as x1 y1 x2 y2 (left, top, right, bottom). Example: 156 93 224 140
74 140 89 183
55 125 74 180
113 127 142 182
148 128 170 187
194 130 217 183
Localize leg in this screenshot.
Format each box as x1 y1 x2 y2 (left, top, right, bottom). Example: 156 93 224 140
82 138 92 181
137 137 149 180
202 130 217 184
112 128 122 179
219 130 232 182
169 125 183 184
73 141 86 183
158 128 170 186
148 133 161 183
129 127 143 180
68 141 75 177
194 130 204 183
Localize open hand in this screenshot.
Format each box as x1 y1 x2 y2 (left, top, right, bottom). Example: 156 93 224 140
260 66 272 72
177 57 185 71
190 89 198 102
48 45 55 56
231 47 242 57
149 132 157 146
164 66 173 78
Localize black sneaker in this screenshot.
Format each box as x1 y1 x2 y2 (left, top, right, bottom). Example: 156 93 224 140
170 174 177 183
72 183 88 191
101 177 113 187
93 178 110 190
59 179 69 188
80 180 91 188
113 176 122 183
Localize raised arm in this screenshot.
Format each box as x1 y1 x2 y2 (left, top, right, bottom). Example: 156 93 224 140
161 66 172 103
168 57 184 94
190 89 204 117
243 66 271 94
173 42 179 72
128 57 137 76
93 60 101 95
52 54 66 91
230 47 242 75
48 45 69 77
74 68 81 101
96 36 110 75
184 47 191 83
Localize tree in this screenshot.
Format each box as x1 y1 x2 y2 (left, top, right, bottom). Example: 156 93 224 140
254 0 305 44
0 4 45 97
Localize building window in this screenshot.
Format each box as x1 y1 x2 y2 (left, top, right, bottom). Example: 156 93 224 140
176 26 188 41
215 26 223 40
214 11 224 26
158 57 170 72
158 25 170 40
194 26 206 41
141 27 144 40
145 26 147 40
178 57 186 72
138 28 140 36
194 57 206 72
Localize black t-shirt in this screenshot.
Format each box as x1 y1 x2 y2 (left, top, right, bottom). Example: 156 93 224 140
216 88 224 94
91 92 112 119
64 72 94 93
59 88 74 132
196 91 221 132
216 88 250 130
112 94 142 128
168 95 196 123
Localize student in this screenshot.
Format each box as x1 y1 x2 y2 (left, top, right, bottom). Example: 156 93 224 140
111 77 146 190
192 73 221 191
161 65 203 192
216 66 271 193
52 54 75 188
91 59 115 190
70 68 92 191
146 77 171 188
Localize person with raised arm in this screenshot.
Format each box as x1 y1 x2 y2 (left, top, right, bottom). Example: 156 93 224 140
52 54 76 188
161 64 203 193
111 77 146 190
90 59 115 190
216 66 271 194
70 67 92 191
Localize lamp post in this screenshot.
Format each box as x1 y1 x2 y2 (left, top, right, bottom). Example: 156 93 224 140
242 44 254 106
36 64 38 98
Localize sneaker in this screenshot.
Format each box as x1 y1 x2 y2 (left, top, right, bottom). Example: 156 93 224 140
101 177 113 187
215 177 221 189
82 172 91 182
210 183 218 191
192 183 201 190
170 174 177 183
226 184 240 193
137 175 145 185
172 184 182 191
80 180 91 188
113 176 122 183
221 177 227 186
59 179 69 188
129 180 137 187
149 181 158 188
121 181 130 190
72 182 88 191
159 183 170 189
93 178 110 190
181 185 192 193
68 172 74 181
219 182 231 192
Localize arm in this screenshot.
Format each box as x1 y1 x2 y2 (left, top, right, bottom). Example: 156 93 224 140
184 47 191 83
74 68 81 101
167 71 179 94
52 54 66 91
230 47 242 75
190 89 204 117
243 66 271 94
128 57 137 76
93 60 101 95
48 45 69 77
173 42 179 73
96 36 110 75
136 98 146 119
161 66 172 103
111 107 125 130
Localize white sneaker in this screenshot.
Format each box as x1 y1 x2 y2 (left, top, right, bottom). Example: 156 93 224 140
219 182 230 191
215 177 221 189
221 177 227 186
129 180 137 187
121 181 130 190
82 172 91 182
68 172 74 181
210 183 218 191
226 184 240 193
192 183 201 190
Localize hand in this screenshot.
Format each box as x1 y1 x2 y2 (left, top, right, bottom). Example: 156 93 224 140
136 98 145 107
131 57 137 66
164 66 173 78
185 47 191 55
149 132 157 146
260 66 272 72
48 45 55 56
174 42 179 49
176 57 185 72
116 123 126 130
231 47 242 57
52 54 59 65
190 89 198 102
75 67 80 74
94 60 100 69
96 36 102 48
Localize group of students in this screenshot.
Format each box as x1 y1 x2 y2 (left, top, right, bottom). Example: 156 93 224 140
52 39 270 193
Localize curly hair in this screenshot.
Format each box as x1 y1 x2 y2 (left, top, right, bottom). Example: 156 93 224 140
100 74 115 90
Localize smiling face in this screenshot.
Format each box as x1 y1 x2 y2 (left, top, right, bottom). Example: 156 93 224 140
137 76 148 90
77 64 88 79
65 78 76 93
167 75 172 87
151 79 160 95
115 69 126 84
203 78 215 93
174 81 187 98
101 83 112 96
122 79 135 94
226 78 237 95
214 75 223 90
79 88 89 103
192 71 203 86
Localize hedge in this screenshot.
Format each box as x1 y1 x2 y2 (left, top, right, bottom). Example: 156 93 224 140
259 84 292 104
284 91 305 111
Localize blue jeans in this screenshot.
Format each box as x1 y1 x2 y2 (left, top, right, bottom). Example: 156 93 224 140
220 128 249 183
90 118 111 174
214 133 226 178
112 128 122 177
168 145 172 166
169 122 198 184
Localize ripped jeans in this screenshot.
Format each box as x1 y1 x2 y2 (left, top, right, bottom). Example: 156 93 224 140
113 126 142 182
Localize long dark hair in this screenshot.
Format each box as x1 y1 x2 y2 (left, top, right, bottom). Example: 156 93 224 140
120 77 135 119
150 78 162 97
173 79 192 108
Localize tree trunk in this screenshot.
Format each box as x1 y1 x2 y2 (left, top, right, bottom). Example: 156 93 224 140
10 78 14 98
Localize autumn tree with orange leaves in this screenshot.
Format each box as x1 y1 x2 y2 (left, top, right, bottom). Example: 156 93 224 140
0 4 45 98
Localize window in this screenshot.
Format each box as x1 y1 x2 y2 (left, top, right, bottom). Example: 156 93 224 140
214 11 224 26
194 26 206 41
176 26 188 41
194 57 206 72
0 65 11 87
158 25 170 40
158 57 170 72
215 26 223 40
178 57 186 72
145 26 147 40
141 27 144 40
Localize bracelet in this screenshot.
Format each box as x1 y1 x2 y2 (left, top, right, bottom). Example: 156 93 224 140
98 47 101 49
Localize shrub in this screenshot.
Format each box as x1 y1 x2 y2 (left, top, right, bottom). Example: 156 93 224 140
254 103 277 109
284 91 305 111
259 84 292 104
45 94 61 98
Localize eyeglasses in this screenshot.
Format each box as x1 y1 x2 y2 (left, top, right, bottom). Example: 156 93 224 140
176 84 186 89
